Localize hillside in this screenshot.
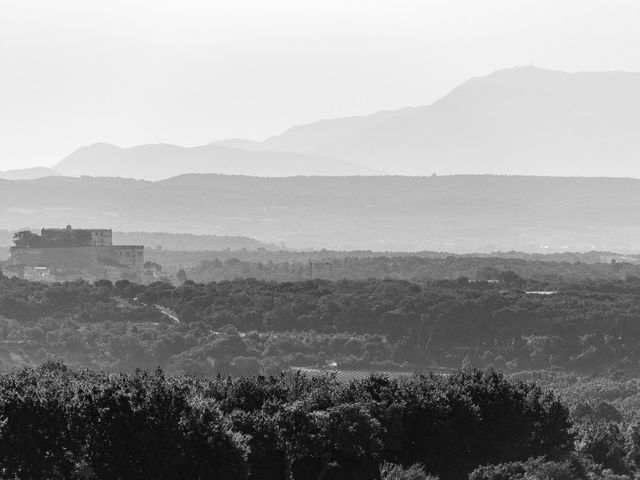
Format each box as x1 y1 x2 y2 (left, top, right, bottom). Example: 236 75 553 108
0 167 59 180
53 142 377 180
3 174 640 251
212 107 417 153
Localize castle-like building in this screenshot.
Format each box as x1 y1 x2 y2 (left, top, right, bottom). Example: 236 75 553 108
40 226 113 247
3 225 144 283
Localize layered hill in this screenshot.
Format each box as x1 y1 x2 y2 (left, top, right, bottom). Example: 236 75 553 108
2 174 640 252
53 143 377 180
0 167 59 180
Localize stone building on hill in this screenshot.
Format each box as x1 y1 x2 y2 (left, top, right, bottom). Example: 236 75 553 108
40 225 113 247
2 225 143 283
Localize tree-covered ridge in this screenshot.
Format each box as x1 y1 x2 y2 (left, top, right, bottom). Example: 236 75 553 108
0 365 572 480
5 275 640 374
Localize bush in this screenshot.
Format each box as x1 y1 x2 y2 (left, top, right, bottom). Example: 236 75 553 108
380 462 437 480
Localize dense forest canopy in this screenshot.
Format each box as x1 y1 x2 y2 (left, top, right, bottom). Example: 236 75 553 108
2 267 640 478
3 364 640 479
3 274 640 376
0 365 575 480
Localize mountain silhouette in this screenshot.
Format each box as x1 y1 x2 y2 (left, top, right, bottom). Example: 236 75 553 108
15 66 640 179
212 107 417 153
53 143 378 180
214 66 640 177
0 167 59 180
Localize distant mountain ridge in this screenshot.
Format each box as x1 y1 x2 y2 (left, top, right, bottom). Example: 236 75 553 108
215 66 640 176
0 167 59 180
8 65 640 179
52 143 378 180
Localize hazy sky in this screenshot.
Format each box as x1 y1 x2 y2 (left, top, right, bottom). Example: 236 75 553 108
1 0 640 170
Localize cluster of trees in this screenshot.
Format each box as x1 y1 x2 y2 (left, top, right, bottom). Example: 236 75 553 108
6 274 640 374
468 455 626 480
0 277 163 323
0 365 576 480
478 395 640 479
512 370 640 408
467 369 640 479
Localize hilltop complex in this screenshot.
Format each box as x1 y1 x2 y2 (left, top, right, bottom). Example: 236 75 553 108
2 225 144 282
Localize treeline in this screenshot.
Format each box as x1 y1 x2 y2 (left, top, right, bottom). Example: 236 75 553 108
157 254 640 284
6 275 640 374
0 365 579 480
144 248 639 268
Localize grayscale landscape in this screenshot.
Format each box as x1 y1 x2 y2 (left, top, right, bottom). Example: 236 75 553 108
3 1 640 479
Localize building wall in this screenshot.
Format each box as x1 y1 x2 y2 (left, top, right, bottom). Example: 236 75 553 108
90 230 113 247
9 246 102 270
8 245 144 280
23 266 56 282
40 228 113 247
107 246 144 272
